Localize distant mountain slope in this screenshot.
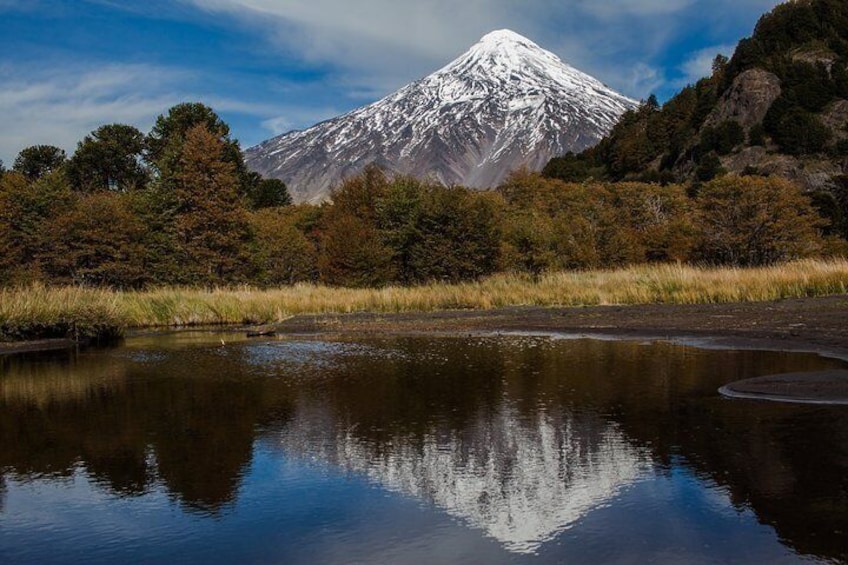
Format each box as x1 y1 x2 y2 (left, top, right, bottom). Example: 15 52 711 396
245 30 637 203
544 0 848 202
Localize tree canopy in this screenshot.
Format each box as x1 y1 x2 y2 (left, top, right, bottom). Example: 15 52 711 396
67 124 149 192
13 145 67 180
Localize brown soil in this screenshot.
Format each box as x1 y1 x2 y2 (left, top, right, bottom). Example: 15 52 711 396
276 295 848 361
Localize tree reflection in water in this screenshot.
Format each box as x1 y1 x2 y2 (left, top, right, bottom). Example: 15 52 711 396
0 334 846 560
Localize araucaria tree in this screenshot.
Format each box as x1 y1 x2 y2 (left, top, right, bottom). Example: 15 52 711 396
67 124 149 192
13 145 67 180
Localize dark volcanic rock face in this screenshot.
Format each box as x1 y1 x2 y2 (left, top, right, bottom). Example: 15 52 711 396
245 30 637 203
704 68 782 131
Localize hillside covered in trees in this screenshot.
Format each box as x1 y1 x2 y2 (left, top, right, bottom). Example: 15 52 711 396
544 0 848 239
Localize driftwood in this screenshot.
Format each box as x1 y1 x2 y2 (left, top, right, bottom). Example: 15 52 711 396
246 330 276 338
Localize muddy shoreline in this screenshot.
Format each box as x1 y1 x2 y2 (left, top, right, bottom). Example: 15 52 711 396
4 295 848 360
273 295 848 361
5 295 848 402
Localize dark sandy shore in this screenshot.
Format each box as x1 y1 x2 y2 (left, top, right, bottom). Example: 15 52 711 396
718 370 848 405
275 294 848 360
4 295 848 400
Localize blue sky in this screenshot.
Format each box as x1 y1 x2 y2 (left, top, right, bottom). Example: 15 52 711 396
1 0 783 166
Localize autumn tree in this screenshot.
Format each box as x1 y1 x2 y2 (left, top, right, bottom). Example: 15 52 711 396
39 192 149 288
147 103 276 214
0 171 74 284
604 182 695 262
147 103 235 165
499 172 695 272
250 205 318 286
317 165 395 287
161 124 254 285
695 175 825 265
390 184 501 284
67 124 149 192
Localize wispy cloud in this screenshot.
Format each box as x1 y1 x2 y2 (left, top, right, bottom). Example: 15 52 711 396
576 0 695 18
261 106 344 136
178 0 782 101
0 64 175 162
675 44 737 87
0 62 286 163
0 0 787 161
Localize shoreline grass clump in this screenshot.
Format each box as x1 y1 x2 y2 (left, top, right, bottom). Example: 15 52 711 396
0 284 125 343
1 259 847 343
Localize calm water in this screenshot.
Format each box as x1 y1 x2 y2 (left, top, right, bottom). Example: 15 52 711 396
1 331 847 564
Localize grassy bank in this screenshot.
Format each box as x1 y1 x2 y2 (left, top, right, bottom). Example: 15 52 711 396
2 259 848 342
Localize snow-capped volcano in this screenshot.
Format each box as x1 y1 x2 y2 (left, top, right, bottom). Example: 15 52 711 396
245 29 638 203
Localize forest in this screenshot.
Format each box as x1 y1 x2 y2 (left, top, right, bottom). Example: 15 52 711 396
4 0 848 291
0 100 843 290
544 0 848 230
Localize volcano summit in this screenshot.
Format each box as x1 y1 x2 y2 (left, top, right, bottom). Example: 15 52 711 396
246 30 637 203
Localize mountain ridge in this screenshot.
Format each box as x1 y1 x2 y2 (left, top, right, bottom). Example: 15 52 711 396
543 0 848 228
245 30 637 203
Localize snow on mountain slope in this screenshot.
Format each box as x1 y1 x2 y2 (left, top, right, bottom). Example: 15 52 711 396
245 29 638 203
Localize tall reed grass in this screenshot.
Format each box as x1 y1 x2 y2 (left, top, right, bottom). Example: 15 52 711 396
2 259 847 341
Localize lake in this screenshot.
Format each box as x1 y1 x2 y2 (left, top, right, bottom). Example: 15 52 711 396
1 331 847 564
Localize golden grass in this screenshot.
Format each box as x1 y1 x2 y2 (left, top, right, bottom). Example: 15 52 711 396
2 259 847 340
0 283 125 341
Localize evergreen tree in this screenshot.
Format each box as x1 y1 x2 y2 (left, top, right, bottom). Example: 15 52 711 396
13 145 67 180
146 102 234 166
67 124 149 192
146 102 256 199
246 177 292 209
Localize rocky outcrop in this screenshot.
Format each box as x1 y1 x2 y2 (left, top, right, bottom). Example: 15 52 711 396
722 148 843 192
703 68 782 131
699 69 848 192
821 99 848 142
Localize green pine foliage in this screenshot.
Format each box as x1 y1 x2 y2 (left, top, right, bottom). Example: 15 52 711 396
12 145 67 180
67 124 149 192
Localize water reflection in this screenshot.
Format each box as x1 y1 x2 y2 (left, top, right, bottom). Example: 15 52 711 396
282 402 648 553
0 334 847 562
0 343 297 512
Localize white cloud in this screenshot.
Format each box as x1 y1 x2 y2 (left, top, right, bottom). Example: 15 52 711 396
261 106 342 136
676 44 736 87
181 0 547 93
0 0 790 160
177 0 778 102
625 63 665 99
0 64 176 163
0 63 284 164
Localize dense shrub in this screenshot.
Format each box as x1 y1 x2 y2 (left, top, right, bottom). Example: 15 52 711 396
695 175 826 266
